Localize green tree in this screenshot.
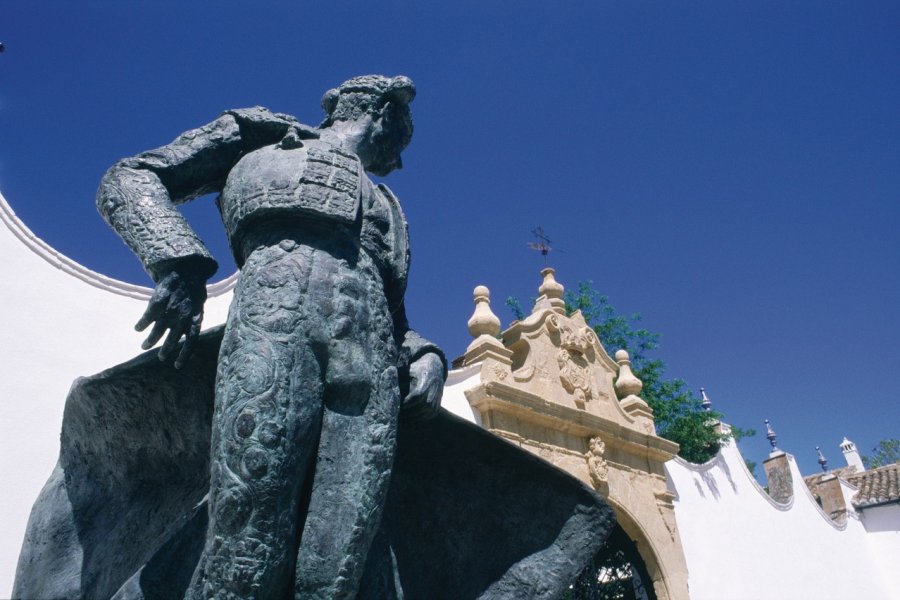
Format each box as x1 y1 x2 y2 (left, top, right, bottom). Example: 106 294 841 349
862 438 900 469
507 281 753 463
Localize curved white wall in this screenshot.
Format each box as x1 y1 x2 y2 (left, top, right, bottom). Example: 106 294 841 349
667 437 895 599
0 190 235 596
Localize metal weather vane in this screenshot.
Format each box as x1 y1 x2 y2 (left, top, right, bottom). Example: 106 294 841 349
528 226 561 265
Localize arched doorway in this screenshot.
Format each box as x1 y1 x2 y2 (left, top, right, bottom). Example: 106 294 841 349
564 523 658 600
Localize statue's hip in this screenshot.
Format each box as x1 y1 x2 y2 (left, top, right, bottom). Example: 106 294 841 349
225 228 395 363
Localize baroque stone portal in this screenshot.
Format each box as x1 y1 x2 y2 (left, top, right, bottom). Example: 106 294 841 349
14 76 614 600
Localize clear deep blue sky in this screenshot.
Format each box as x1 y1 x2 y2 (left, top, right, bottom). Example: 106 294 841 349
1 1 898 476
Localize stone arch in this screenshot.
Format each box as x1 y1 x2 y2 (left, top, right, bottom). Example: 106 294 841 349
602 497 674 600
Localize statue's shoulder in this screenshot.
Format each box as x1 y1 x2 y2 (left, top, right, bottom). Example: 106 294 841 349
222 106 320 141
222 106 294 126
375 183 408 227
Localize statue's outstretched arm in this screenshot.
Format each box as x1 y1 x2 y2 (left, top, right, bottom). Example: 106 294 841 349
96 108 301 366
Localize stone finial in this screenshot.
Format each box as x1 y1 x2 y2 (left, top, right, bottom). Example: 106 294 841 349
615 350 654 433
533 268 566 314
467 285 501 339
816 446 828 472
539 267 564 299
614 350 643 399
700 387 712 411
840 437 865 472
765 419 779 453
464 285 513 367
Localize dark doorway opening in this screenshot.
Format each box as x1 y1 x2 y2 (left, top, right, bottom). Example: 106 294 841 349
563 523 658 600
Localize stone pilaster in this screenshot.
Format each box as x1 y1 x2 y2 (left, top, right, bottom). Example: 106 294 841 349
763 452 793 504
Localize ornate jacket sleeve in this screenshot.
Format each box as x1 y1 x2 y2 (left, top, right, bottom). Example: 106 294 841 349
96 108 299 282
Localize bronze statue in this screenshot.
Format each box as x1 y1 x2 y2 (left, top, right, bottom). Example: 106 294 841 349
14 75 613 600
97 75 445 598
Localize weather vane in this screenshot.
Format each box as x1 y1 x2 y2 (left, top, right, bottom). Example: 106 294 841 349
527 226 560 265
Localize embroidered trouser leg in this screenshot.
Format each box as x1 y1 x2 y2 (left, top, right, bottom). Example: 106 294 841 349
186 235 399 600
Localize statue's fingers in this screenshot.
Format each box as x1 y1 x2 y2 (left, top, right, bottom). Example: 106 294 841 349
404 392 424 408
174 337 192 369
135 300 164 332
191 309 204 335
405 397 432 421
404 381 440 421
174 315 202 369
401 388 428 421
426 382 443 415
141 320 168 350
158 321 186 362
407 371 427 400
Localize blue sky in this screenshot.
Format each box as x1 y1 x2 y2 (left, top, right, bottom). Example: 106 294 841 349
1 1 898 476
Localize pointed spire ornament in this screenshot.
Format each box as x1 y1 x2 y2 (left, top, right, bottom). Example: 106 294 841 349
765 419 779 452
700 387 712 411
816 446 828 472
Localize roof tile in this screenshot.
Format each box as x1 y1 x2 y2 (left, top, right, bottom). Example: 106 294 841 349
846 463 900 508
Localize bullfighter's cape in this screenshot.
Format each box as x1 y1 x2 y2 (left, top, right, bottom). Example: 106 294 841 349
13 327 614 600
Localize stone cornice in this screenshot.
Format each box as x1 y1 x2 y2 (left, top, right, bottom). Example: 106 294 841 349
467 381 679 463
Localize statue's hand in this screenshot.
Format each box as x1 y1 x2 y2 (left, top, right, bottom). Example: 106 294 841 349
135 270 207 369
402 353 445 420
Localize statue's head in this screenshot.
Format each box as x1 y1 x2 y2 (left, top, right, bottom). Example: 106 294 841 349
320 75 416 176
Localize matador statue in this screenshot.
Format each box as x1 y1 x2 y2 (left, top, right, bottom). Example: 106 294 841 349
13 75 613 600
99 74 445 598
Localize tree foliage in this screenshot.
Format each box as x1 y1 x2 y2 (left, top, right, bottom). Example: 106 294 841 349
862 438 900 469
507 281 751 463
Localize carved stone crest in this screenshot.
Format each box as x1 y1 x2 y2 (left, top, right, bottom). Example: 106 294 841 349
547 314 598 406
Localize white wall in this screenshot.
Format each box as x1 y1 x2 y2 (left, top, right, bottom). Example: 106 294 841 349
0 190 235 597
861 503 900 597
440 364 481 424
667 437 896 599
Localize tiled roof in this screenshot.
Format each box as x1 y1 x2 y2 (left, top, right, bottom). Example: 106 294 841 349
846 463 900 508
803 466 858 500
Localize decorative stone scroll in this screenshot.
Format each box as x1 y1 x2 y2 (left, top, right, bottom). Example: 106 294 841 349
587 436 610 491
